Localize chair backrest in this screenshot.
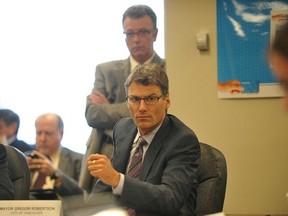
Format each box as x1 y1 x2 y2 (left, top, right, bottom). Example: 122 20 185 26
195 142 227 215
5 145 31 200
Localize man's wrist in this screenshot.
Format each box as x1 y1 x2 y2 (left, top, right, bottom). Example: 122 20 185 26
112 172 121 189
51 169 61 179
112 173 124 195
51 169 63 188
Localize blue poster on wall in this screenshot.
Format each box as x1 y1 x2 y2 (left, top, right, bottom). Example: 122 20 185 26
217 0 288 98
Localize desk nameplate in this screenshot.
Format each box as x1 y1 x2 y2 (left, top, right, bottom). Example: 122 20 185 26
0 200 62 216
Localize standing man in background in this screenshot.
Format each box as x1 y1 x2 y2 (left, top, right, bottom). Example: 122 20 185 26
79 4 165 195
270 22 288 108
27 113 83 198
0 109 33 153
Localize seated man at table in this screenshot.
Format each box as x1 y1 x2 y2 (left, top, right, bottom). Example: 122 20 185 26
27 113 83 199
0 108 33 153
87 63 200 215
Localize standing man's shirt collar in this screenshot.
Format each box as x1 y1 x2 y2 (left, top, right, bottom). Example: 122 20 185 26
129 51 156 73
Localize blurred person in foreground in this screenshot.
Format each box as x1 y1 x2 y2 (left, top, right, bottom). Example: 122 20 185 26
87 64 200 216
27 113 83 199
80 4 165 195
0 144 14 200
270 22 288 109
0 109 33 152
269 21 288 206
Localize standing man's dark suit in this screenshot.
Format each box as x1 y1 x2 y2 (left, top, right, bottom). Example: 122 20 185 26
93 115 200 215
0 144 14 200
80 55 165 193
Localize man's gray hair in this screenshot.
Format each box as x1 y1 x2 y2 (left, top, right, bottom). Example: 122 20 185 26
122 5 157 28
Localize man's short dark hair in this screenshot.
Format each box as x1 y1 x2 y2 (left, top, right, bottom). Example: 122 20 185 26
0 109 20 135
122 5 157 29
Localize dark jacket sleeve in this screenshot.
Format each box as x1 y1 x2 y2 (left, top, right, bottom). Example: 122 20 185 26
0 145 15 200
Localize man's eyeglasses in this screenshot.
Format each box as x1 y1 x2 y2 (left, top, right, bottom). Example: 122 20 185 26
123 29 154 39
126 95 164 105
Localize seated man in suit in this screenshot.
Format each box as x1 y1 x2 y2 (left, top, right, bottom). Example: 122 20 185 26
0 144 15 200
0 109 33 152
87 64 200 215
27 113 83 198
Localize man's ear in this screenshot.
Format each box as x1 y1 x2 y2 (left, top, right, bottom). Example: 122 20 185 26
152 28 158 42
164 94 170 109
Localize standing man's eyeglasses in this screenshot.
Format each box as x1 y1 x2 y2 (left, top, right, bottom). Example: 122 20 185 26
123 29 154 39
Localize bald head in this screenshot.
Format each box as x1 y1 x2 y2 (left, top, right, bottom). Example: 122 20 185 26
35 113 64 156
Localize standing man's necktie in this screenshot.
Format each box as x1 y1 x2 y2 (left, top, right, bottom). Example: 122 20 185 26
127 136 147 216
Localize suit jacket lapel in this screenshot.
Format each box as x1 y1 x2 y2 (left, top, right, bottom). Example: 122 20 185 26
151 54 165 69
113 122 137 173
116 58 130 99
58 148 68 172
140 116 170 180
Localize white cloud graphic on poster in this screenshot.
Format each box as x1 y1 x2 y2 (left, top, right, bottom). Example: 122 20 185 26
225 0 288 38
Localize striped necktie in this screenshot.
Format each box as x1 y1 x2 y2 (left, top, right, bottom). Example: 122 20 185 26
127 136 147 178
127 136 147 216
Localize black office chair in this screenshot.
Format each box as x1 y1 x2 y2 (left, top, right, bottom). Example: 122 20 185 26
195 142 227 215
5 145 31 199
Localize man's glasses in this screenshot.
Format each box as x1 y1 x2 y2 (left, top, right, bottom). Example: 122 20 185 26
126 95 164 105
123 29 154 39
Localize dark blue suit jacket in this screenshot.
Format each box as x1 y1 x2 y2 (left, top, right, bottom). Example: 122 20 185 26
94 114 200 216
11 139 33 153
